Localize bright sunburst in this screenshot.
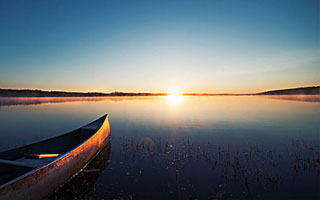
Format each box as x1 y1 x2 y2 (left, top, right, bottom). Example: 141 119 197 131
169 88 180 96
166 88 183 106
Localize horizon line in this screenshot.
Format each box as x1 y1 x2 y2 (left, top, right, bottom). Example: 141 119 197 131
0 85 319 96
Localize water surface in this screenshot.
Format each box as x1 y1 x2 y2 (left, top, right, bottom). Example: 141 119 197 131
0 96 319 199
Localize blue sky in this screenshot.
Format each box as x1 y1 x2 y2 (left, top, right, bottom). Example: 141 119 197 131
0 0 319 93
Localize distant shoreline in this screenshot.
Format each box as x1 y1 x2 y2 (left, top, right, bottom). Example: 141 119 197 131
0 86 319 97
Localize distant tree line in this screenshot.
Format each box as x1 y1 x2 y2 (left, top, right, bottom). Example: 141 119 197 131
258 86 320 95
0 86 319 97
0 89 166 97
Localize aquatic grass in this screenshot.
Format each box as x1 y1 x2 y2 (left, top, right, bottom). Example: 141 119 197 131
114 136 320 199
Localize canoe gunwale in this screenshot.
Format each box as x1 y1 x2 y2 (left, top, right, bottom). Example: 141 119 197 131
51 134 110 195
0 114 109 190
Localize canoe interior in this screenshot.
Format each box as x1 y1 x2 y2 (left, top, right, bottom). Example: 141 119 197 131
0 116 106 186
0 163 34 187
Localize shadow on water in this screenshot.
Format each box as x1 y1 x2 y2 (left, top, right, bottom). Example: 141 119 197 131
49 140 111 200
262 95 320 103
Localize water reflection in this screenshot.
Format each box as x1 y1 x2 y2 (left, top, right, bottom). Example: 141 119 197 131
0 96 319 151
263 94 320 103
104 137 319 199
0 95 318 107
0 97 160 107
50 140 111 199
0 96 319 199
166 95 184 106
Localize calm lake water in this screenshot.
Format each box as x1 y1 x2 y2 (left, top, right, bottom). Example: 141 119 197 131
0 96 319 199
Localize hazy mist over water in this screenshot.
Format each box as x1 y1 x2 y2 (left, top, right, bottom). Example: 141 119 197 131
0 96 319 150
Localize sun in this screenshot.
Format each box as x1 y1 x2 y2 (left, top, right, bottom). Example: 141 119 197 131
166 88 183 106
168 88 180 96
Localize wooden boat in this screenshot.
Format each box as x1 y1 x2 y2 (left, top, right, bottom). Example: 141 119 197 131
50 140 111 199
0 114 111 200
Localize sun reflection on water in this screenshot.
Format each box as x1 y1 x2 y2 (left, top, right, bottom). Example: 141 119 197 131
166 89 183 106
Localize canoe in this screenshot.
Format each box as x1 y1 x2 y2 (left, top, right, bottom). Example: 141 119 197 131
0 114 111 200
50 140 111 199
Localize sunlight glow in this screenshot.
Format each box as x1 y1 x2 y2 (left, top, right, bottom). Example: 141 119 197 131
169 88 180 96
166 88 183 106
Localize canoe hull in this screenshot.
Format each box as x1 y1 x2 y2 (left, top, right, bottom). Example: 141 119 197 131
0 115 111 200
